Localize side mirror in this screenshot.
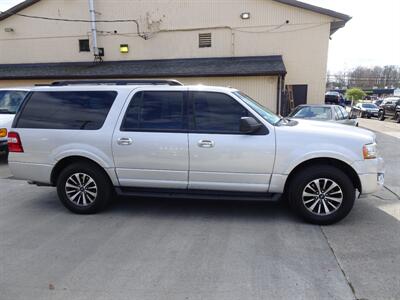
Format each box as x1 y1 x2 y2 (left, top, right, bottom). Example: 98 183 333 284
240 117 262 134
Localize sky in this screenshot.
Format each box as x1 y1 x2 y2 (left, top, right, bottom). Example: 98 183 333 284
1 0 399 73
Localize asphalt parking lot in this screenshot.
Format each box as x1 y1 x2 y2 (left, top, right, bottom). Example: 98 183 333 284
0 119 399 300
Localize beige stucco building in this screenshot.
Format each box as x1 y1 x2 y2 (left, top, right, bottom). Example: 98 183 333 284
0 0 350 113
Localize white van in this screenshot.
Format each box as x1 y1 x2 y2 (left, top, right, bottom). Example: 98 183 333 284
0 88 29 155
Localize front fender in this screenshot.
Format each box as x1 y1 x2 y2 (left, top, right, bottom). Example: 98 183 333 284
283 151 355 175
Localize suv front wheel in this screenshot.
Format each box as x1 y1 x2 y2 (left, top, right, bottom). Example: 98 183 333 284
288 165 355 225
57 162 113 214
378 111 385 121
395 112 400 123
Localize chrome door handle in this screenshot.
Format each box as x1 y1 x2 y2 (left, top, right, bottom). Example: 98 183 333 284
117 137 133 145
198 140 215 148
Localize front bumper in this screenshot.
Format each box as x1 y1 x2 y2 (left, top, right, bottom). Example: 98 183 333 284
352 157 385 195
366 111 379 117
358 172 384 195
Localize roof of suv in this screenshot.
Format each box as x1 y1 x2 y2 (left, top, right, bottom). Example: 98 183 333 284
30 84 239 93
0 87 31 91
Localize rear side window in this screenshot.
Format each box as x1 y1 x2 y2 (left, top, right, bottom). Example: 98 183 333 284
16 91 117 130
334 106 344 120
0 90 28 114
191 92 249 133
339 106 349 119
121 91 185 131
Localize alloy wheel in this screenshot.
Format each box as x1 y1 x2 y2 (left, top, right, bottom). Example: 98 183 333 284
302 178 343 216
65 173 98 207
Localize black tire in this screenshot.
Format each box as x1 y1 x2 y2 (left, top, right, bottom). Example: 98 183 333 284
0 148 9 162
57 162 113 214
378 111 385 121
288 165 356 225
396 113 400 123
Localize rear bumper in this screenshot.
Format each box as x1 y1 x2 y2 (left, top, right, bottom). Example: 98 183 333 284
8 161 53 184
8 160 120 187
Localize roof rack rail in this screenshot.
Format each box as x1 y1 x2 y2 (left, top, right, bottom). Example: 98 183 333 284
48 79 184 86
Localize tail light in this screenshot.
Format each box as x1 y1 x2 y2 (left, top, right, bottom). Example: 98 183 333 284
7 132 24 153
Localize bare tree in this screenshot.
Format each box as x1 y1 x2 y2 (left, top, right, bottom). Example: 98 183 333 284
328 65 400 90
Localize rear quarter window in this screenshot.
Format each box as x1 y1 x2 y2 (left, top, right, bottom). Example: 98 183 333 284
16 91 117 130
0 90 28 114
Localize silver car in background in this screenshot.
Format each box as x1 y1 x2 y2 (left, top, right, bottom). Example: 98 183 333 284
289 104 358 126
351 103 380 119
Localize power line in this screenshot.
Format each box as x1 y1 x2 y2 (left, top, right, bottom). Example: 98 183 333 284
6 12 148 39
0 31 144 41
1 11 334 36
13 12 137 23
233 22 330 34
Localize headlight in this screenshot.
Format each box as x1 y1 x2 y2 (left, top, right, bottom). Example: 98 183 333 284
363 143 377 159
0 128 7 138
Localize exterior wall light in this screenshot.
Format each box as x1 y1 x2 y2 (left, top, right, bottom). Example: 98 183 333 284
120 44 129 53
240 13 250 20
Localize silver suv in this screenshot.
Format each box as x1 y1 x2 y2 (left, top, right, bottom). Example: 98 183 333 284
8 80 384 224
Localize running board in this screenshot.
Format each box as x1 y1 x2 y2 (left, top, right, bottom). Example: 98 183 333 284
116 187 281 202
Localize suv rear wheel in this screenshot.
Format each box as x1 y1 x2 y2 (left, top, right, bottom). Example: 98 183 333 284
288 165 355 225
57 162 113 214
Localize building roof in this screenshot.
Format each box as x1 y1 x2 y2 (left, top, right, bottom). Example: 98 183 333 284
274 0 350 22
0 56 287 80
0 0 40 21
0 0 351 26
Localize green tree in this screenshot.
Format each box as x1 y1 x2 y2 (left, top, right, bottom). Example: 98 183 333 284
346 88 366 101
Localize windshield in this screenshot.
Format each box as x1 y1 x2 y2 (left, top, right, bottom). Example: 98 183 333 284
362 103 378 108
233 91 281 125
0 90 28 114
289 106 332 121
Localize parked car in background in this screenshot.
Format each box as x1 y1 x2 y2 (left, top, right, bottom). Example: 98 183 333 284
344 98 352 106
289 104 358 126
373 99 383 107
351 103 379 118
7 80 384 225
325 92 345 106
0 88 29 155
378 97 400 122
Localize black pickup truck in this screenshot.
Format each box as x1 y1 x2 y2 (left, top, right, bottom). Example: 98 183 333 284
325 91 345 106
378 97 400 123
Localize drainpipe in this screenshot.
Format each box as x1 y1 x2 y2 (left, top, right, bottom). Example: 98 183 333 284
88 0 99 56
